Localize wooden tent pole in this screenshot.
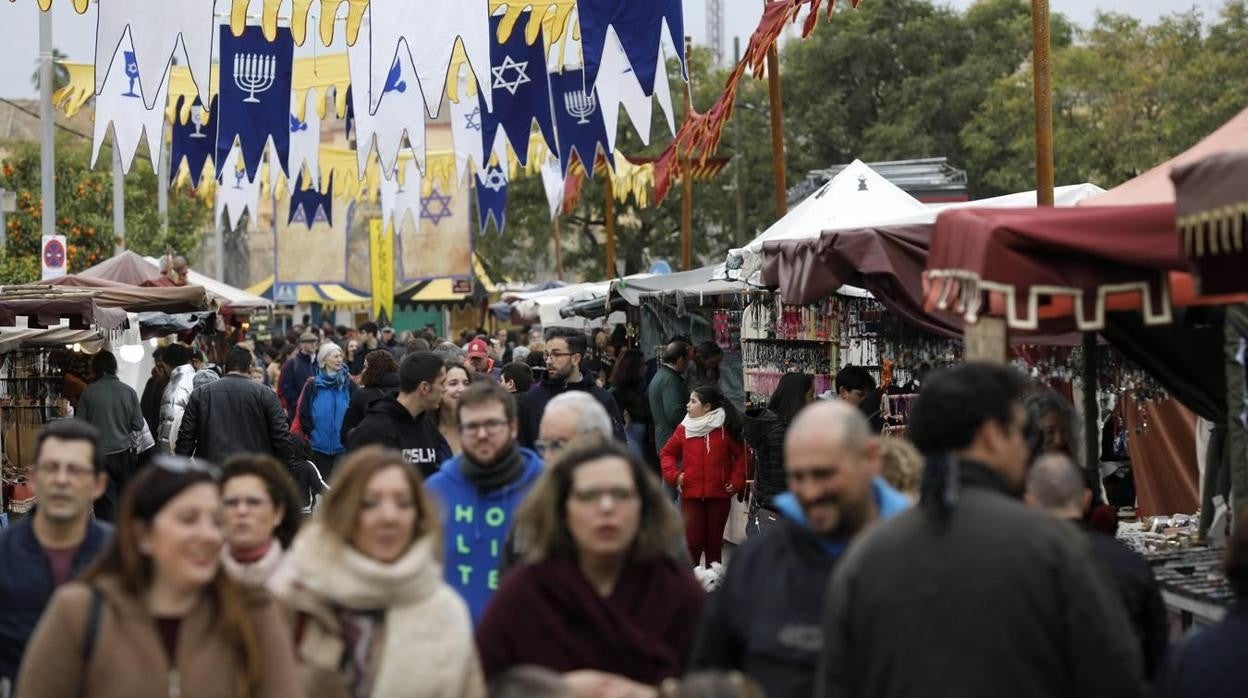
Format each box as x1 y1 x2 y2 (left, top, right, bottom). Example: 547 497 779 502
1031 0 1055 206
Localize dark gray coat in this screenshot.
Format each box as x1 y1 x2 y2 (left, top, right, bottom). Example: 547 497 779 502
819 462 1144 698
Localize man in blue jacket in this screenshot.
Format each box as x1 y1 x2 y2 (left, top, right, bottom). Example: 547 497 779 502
425 381 543 624
690 400 909 698
279 331 319 418
0 419 112 693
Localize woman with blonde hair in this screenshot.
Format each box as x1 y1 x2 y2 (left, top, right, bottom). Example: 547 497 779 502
476 439 704 691
879 437 923 501
18 456 298 697
272 446 482 697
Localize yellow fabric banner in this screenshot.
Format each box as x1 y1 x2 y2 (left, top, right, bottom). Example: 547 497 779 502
369 219 395 324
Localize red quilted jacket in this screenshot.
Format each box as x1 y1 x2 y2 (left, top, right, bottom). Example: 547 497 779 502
660 424 748 499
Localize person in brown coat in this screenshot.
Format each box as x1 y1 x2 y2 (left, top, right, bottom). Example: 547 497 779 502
16 455 299 698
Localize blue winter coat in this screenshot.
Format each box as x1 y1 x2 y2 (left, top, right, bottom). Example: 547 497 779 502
424 448 544 624
298 371 356 456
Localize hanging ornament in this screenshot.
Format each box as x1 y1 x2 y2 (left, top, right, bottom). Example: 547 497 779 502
91 34 169 174
215 145 262 231
216 25 295 181
93 0 216 110
349 12 428 177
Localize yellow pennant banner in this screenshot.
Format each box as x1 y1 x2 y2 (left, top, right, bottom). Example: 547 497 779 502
369 219 395 324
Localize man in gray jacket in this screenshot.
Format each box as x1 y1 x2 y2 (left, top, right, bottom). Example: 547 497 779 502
647 340 689 453
819 363 1143 698
76 350 144 522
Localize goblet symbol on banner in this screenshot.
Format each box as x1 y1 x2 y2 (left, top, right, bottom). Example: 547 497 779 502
233 168 246 190
190 105 208 138
234 53 276 104
122 51 140 98
564 89 596 125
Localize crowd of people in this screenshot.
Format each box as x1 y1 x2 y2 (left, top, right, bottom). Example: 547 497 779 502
0 319 1246 697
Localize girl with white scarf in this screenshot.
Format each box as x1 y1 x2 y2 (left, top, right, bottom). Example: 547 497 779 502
272 446 483 698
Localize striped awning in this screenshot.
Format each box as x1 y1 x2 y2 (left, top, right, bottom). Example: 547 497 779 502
245 277 371 308
395 255 499 307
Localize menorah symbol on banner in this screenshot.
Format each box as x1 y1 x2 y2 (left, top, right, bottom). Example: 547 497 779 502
565 89 596 125
234 53 276 104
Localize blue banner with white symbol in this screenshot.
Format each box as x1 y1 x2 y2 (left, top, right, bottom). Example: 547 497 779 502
578 0 685 96
475 164 508 235
483 11 557 166
170 96 216 188
288 173 334 228
549 68 614 178
216 24 294 181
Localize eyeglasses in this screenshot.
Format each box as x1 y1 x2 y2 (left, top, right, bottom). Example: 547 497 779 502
34 461 96 478
570 486 638 506
459 419 510 436
151 454 220 480
547 350 576 359
223 495 270 510
534 438 568 456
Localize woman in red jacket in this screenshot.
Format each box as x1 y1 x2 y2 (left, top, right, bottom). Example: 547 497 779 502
661 385 747 570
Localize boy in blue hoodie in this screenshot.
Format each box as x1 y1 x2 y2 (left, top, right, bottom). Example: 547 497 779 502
690 400 909 698
425 381 544 624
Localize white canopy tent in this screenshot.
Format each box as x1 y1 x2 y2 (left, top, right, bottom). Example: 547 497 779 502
719 157 1105 285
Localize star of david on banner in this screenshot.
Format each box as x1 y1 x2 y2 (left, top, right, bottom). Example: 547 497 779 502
475 163 508 235
216 24 294 182
215 145 261 231
577 0 685 97
288 173 334 228
481 11 557 167
549 68 614 178
94 0 216 110
349 16 427 177
421 188 454 226
365 0 492 118
169 96 216 188
380 160 423 234
91 35 169 174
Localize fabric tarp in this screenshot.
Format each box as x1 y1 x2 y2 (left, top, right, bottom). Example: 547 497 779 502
1125 395 1200 518
926 205 1248 332
77 250 165 285
247 276 371 307
40 275 210 314
1170 151 1248 295
0 297 126 330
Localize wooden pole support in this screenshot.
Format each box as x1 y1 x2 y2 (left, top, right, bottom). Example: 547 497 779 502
1031 0 1055 206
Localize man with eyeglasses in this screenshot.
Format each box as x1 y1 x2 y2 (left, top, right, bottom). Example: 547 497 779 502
535 391 615 460
0 420 112 695
516 328 625 450
425 381 543 624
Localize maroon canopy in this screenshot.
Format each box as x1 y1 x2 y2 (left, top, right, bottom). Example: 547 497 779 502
1171 151 1248 295
925 204 1194 331
0 297 126 330
36 275 210 314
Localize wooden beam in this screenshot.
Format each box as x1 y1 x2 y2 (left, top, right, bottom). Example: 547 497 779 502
1031 0 1055 206
604 175 616 278
766 16 787 218
681 35 694 271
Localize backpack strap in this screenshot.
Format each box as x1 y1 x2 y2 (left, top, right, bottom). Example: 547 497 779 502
80 585 103 665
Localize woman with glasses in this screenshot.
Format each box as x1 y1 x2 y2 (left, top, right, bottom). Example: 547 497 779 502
219 454 303 588
18 456 298 697
475 439 704 692
272 446 483 697
437 360 475 456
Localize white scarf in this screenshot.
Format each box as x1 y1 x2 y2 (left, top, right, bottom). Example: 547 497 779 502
278 522 481 698
219 541 285 589
682 407 726 438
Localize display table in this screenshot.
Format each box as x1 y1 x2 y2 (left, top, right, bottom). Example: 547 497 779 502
1143 548 1232 632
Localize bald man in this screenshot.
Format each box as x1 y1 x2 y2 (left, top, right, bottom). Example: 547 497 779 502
1026 454 1168 681
690 401 910 698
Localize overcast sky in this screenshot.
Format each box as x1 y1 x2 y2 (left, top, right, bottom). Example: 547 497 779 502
0 0 1231 99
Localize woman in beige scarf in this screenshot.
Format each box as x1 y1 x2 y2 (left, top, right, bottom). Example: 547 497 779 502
272 446 483 698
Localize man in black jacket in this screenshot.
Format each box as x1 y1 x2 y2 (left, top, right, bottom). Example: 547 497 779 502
0 420 111 692
819 363 1143 698
176 346 294 465
516 329 624 448
346 351 449 477
1025 453 1168 681
691 401 909 698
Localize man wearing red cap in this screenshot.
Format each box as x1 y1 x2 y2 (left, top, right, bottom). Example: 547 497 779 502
465 338 495 376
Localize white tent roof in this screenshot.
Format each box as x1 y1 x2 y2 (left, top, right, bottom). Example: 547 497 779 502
141 257 270 310
725 160 924 279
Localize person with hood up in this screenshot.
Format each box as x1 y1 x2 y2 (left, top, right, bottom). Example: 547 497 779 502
345 351 450 477
339 349 399 445
297 342 357 481
742 372 813 536
517 329 625 449
425 381 544 624
661 385 747 574
156 343 196 453
691 400 909 698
